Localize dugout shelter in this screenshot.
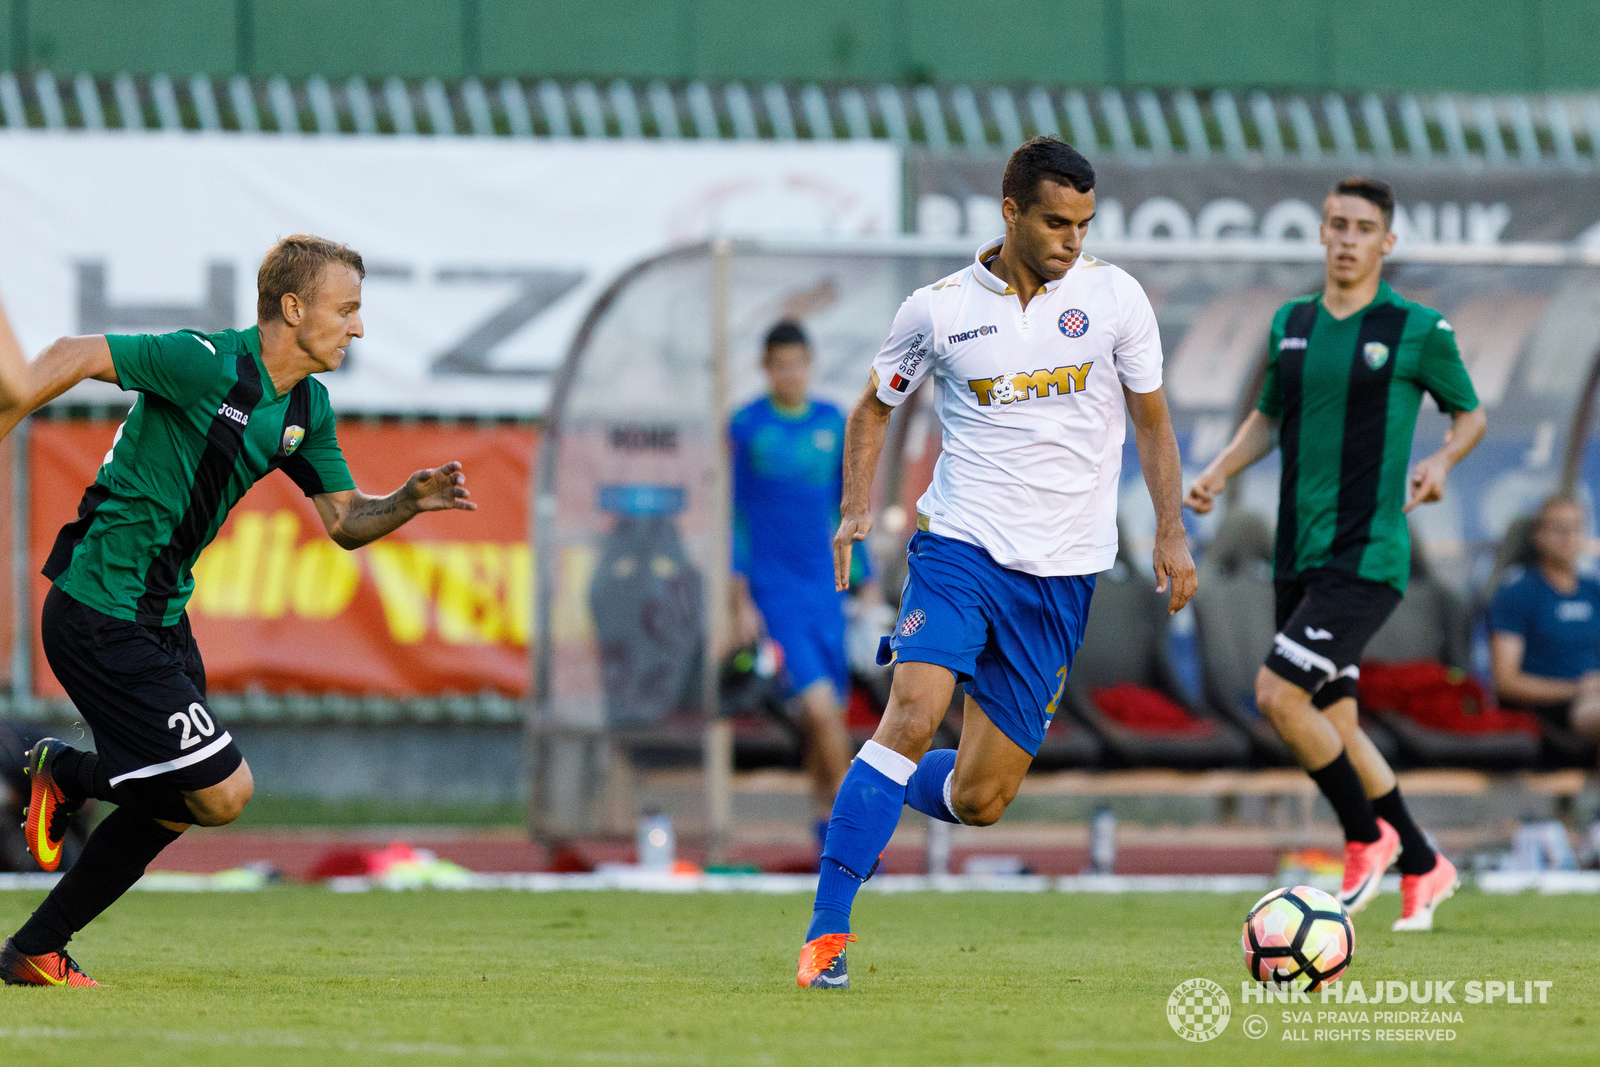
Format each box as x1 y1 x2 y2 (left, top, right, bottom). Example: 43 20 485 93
529 236 1600 855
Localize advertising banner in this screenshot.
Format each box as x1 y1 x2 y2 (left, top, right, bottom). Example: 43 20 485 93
0 134 901 416
911 153 1600 250
29 420 539 698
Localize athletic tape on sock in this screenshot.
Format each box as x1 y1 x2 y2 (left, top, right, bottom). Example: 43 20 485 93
856 740 916 786
940 770 964 825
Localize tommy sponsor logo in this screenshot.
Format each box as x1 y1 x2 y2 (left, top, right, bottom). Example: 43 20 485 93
1280 337 1309 350
968 363 1093 406
1304 626 1334 641
218 403 250 427
1059 309 1089 337
900 609 926 637
947 324 998 345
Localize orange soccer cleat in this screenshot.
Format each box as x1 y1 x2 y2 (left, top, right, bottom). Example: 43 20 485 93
0 938 99 987
1338 818 1400 915
21 738 82 873
797 933 856 990
1392 853 1460 932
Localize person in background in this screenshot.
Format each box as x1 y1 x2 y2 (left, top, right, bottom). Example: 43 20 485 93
1488 495 1600 757
730 320 877 857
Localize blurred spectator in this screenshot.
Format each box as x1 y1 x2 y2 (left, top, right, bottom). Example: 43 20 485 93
729 320 878 853
1487 495 1600 755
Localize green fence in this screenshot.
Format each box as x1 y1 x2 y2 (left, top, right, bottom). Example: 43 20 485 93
6 0 1600 92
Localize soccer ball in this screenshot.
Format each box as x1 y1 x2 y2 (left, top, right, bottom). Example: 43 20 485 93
1242 885 1354 991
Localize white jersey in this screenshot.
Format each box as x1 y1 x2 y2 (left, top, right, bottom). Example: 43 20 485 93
871 237 1164 577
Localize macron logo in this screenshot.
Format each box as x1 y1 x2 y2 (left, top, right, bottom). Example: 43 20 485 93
947 325 998 345
1304 626 1333 641
218 403 250 427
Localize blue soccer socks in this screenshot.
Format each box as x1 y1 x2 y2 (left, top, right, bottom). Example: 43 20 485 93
904 748 961 824
808 741 916 938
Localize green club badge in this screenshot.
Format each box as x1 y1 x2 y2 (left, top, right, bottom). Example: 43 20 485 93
281 425 305 455
1363 342 1390 370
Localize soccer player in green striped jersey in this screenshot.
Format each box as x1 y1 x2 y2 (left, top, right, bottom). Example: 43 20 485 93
1187 177 1487 933
0 235 476 987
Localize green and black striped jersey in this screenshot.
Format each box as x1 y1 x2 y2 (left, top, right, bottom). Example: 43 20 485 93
1257 281 1479 594
45 326 355 627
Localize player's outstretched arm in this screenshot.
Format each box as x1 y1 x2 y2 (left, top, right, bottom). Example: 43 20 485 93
0 294 26 409
833 381 893 592
1404 407 1486 513
0 334 118 442
312 461 476 550
1183 409 1277 515
1124 384 1197 614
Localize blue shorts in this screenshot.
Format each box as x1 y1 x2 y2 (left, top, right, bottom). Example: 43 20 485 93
880 531 1095 756
751 587 850 701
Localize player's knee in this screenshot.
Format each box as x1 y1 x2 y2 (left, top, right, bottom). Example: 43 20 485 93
949 778 1015 827
882 670 951 745
1254 668 1300 724
188 765 254 826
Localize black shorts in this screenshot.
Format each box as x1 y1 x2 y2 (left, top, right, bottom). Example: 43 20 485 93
40 585 242 792
1266 569 1403 710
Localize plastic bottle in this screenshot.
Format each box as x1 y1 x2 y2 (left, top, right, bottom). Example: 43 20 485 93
637 812 675 870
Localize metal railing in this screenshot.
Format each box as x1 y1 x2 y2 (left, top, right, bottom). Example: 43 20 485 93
2 72 1599 168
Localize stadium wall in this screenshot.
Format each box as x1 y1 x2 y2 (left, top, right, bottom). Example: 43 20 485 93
7 0 1600 93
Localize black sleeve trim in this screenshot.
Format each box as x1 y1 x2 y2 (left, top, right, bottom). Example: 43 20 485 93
279 454 328 498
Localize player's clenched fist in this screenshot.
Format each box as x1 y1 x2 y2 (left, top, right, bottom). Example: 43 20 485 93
833 512 873 592
1184 468 1227 515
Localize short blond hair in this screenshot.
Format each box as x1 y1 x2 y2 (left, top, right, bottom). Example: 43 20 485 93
257 234 365 322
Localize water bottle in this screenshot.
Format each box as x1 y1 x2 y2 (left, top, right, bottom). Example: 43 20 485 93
927 815 952 876
1087 807 1117 874
637 812 675 870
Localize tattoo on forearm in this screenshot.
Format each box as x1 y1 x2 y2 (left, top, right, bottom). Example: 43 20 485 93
349 495 401 521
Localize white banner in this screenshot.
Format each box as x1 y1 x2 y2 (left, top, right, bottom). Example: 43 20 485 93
0 133 901 414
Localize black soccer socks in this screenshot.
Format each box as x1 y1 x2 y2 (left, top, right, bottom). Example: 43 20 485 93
49 746 112 804
1308 750 1382 845
1371 786 1439 875
11 807 183 956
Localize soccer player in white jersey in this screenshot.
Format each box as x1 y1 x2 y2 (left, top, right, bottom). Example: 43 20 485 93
796 137 1196 989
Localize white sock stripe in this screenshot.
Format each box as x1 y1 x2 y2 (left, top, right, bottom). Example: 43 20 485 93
856 740 916 786
107 732 234 788
1272 632 1338 681
941 769 964 825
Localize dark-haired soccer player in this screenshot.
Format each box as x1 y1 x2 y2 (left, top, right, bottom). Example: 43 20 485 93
797 137 1195 988
0 235 476 986
730 320 876 854
1187 177 1486 932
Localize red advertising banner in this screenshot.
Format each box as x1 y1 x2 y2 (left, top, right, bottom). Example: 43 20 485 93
29 420 538 699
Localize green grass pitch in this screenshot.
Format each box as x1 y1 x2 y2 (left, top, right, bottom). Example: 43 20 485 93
0 887 1593 1065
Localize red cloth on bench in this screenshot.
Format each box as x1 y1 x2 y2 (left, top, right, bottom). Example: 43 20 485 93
1090 683 1216 735
1358 661 1542 736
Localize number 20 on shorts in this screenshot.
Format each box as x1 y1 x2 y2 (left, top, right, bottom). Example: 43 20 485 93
169 702 217 750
